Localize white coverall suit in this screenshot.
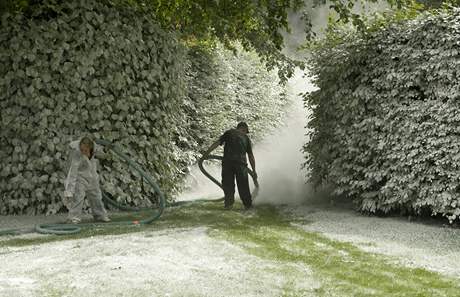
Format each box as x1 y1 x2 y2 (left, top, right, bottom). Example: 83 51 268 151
64 140 108 221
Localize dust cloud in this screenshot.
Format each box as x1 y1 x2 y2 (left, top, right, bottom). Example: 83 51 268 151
178 69 316 205
252 70 316 205
179 0 390 204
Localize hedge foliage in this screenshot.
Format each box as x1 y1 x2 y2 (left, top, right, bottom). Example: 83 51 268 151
182 44 286 153
304 8 460 221
169 43 287 190
0 0 187 215
0 0 286 215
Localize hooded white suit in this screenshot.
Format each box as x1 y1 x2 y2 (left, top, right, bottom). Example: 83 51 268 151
64 139 108 221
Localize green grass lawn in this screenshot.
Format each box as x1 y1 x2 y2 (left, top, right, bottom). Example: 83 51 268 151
1 202 459 296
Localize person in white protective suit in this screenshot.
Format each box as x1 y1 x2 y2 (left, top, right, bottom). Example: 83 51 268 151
63 137 110 224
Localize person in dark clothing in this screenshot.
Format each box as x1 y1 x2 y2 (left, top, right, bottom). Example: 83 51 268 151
203 122 258 210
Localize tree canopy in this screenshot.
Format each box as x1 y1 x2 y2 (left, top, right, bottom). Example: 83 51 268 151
137 0 306 81
1 0 412 82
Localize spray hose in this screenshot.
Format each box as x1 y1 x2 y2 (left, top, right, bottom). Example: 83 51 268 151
0 143 258 237
0 139 166 236
32 139 167 235
198 154 259 198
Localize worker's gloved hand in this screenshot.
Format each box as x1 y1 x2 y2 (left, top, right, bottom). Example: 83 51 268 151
252 171 259 188
200 151 209 159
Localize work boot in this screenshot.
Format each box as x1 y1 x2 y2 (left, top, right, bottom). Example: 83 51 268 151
94 216 111 222
67 217 81 224
224 195 234 210
242 205 255 215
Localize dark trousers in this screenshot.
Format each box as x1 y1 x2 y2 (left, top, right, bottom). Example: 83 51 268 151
221 161 252 208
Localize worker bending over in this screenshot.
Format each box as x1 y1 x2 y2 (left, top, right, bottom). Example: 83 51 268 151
204 122 257 210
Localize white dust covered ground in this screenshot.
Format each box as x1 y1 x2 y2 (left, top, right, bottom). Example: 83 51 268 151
287 204 460 278
0 227 317 297
3 206 460 296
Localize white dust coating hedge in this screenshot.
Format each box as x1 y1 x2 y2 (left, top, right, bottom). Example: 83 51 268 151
0 1 288 215
0 0 187 215
305 9 460 220
178 44 287 166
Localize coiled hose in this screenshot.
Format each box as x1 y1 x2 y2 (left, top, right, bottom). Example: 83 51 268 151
35 139 167 235
0 143 258 236
0 139 165 236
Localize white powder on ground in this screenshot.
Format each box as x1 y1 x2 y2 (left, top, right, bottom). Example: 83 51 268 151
287 204 460 278
0 227 318 297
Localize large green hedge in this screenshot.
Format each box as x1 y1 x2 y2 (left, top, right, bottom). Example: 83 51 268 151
0 0 187 215
304 8 460 221
0 0 286 215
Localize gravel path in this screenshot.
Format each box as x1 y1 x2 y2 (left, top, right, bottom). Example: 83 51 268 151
286 202 460 278
0 214 66 234
0 213 91 231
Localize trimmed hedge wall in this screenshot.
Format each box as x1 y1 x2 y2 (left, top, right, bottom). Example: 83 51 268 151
304 8 460 220
0 0 286 215
0 0 187 215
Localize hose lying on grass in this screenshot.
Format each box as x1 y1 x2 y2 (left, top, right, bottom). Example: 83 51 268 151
1 139 166 236
0 141 258 236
